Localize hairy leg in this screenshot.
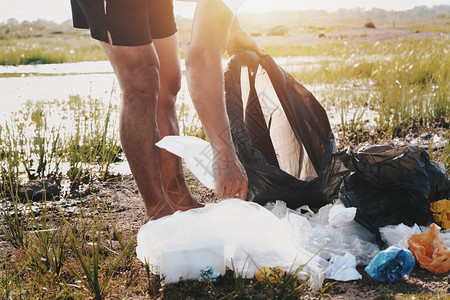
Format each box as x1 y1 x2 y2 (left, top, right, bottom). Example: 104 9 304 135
100 41 174 220
153 34 203 211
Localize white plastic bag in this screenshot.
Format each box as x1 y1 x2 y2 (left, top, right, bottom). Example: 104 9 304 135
328 204 356 227
379 223 422 248
327 252 362 281
156 136 215 189
136 199 329 289
137 195 382 289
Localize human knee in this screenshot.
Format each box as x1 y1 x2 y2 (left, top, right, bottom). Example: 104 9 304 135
160 72 181 99
158 63 181 106
122 60 160 101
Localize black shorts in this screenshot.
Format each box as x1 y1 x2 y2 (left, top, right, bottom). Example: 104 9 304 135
71 0 177 46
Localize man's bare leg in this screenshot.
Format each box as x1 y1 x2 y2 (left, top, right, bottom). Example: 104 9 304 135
100 42 174 220
153 34 203 211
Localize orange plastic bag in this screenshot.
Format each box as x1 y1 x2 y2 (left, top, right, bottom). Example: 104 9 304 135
430 199 450 229
407 223 450 273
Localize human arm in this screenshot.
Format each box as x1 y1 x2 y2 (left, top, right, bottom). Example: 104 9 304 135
226 18 264 56
185 0 248 199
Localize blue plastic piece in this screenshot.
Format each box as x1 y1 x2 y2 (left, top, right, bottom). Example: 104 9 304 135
198 266 221 282
365 244 415 283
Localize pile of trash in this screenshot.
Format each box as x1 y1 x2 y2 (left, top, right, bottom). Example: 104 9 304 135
136 197 450 288
140 134 450 287
137 52 450 288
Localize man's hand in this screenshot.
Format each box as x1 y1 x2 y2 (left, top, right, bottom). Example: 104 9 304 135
213 148 248 200
226 18 264 57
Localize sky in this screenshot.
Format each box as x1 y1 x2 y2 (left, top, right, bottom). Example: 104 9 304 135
0 0 448 23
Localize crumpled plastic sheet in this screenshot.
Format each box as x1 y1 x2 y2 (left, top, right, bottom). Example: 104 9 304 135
364 244 415 283
287 202 380 265
156 136 216 189
137 199 330 289
430 199 450 229
379 223 422 248
326 252 362 281
137 199 382 289
407 223 450 274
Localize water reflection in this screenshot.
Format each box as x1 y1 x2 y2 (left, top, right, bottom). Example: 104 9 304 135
0 58 327 121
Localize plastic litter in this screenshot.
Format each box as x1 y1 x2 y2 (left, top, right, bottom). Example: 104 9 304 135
255 266 286 284
328 203 356 227
156 136 215 189
147 52 450 288
441 230 450 248
419 225 450 248
364 245 415 283
339 145 450 234
136 199 330 289
136 200 387 288
379 223 422 248
327 252 362 281
407 223 450 274
159 239 225 283
292 203 380 265
198 266 221 282
430 199 450 229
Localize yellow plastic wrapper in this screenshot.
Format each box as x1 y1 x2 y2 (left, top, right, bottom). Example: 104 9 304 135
255 266 285 284
430 200 450 229
407 223 450 274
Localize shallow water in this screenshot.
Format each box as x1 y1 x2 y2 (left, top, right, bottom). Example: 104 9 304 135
1 62 118 118
0 57 331 120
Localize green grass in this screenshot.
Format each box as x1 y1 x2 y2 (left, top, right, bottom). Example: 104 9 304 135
63 204 136 300
288 37 449 142
0 193 140 298
0 20 107 65
0 95 123 196
0 34 106 66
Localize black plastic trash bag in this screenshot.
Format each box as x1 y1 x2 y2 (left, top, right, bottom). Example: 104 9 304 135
224 52 339 209
223 52 450 232
339 145 450 234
